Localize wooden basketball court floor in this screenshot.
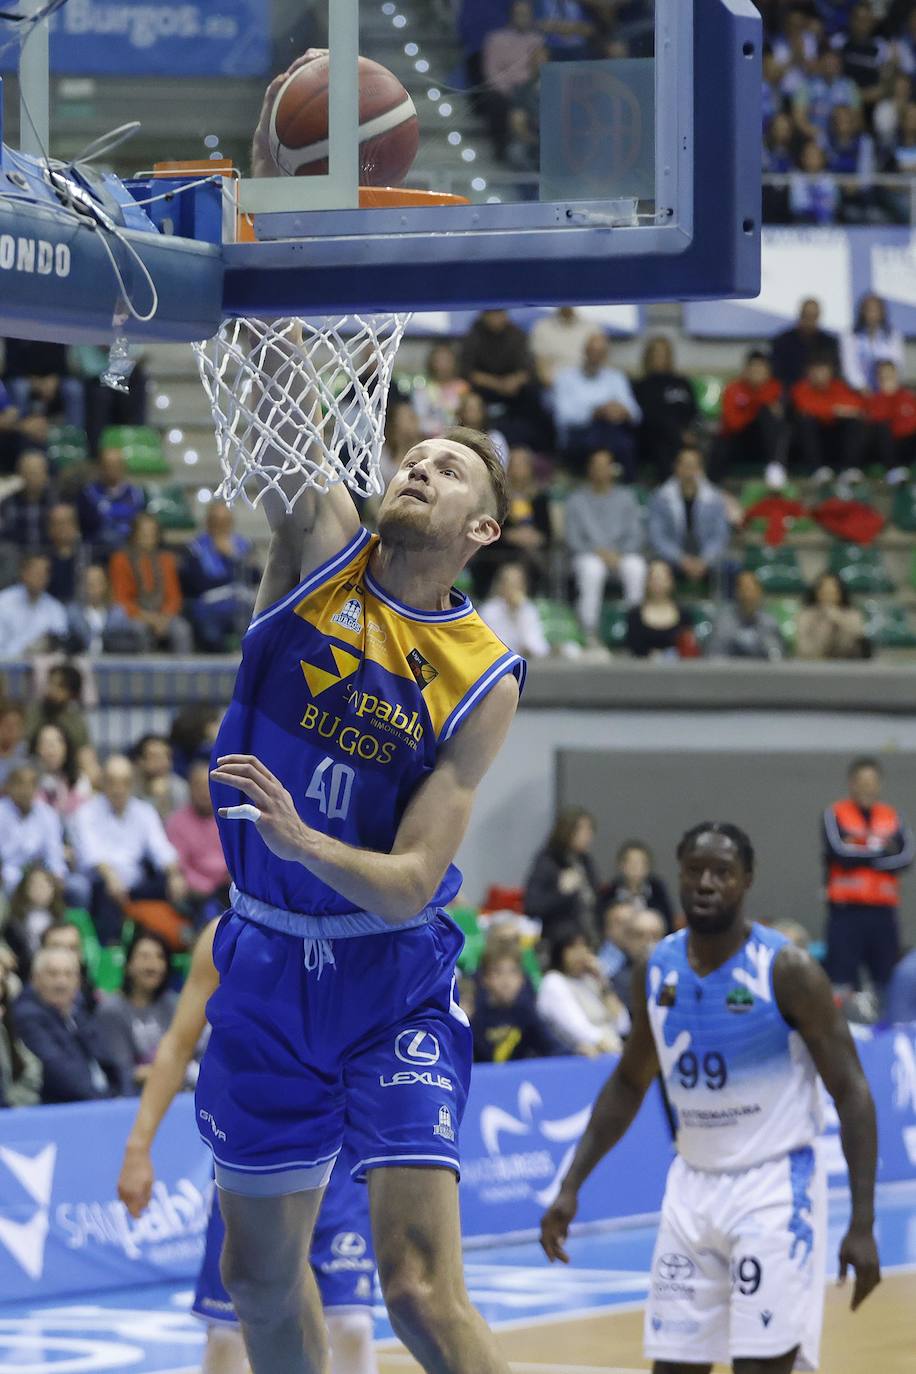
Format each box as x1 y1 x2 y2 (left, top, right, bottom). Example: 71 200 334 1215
1 1182 913 1374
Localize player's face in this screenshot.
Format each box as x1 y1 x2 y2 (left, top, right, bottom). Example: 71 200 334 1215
679 833 751 935
377 440 497 553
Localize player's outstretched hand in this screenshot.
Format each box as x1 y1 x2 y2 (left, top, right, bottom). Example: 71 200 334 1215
539 1186 578 1265
838 1224 881 1310
251 49 328 177
118 1143 154 1219
211 754 315 865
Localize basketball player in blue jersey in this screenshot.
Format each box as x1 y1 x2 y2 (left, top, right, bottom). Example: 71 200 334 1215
192 204 525 1372
118 920 379 1374
541 823 881 1374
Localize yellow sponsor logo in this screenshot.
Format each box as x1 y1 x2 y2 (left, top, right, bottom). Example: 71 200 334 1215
344 685 424 743
300 646 361 699
299 704 397 765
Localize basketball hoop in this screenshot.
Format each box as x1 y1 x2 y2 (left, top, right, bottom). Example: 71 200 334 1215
194 187 467 512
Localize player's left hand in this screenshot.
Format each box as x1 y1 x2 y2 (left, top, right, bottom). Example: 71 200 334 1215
210 755 316 865
838 1224 881 1310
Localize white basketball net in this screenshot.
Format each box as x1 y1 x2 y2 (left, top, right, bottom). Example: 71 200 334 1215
193 313 411 511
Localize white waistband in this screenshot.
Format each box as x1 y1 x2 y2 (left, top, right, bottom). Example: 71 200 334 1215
228 884 434 939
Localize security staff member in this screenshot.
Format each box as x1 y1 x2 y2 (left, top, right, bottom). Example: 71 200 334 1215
823 756 913 996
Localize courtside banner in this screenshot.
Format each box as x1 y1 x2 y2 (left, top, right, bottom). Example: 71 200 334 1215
0 1093 211 1306
2 1027 915 1304
0 1 269 76
459 1055 673 1243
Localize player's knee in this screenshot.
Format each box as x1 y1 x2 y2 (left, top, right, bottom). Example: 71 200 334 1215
380 1261 466 1342
326 1311 376 1374
220 1250 296 1325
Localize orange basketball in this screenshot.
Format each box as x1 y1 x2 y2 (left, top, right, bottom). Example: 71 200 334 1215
268 54 419 185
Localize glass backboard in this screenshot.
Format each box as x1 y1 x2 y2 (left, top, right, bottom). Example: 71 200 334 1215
0 0 762 337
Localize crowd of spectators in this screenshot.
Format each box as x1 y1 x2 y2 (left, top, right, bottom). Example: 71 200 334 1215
460 2 915 225
384 295 915 659
0 331 260 658
0 688 227 1106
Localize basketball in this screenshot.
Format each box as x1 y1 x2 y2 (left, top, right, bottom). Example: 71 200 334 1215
268 54 419 185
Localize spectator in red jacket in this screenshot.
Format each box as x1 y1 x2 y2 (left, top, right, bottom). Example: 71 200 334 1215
719 350 787 477
864 361 916 471
790 354 867 476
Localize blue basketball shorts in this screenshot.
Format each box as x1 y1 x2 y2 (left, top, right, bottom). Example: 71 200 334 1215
195 908 471 1194
192 1154 377 1324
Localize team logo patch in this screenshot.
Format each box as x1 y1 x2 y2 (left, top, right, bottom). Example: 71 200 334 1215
332 596 363 635
658 978 677 1008
434 1105 455 1142
300 645 361 698
727 984 755 1013
406 647 438 690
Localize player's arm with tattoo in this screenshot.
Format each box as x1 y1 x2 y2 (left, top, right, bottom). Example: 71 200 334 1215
773 944 881 1310
210 674 519 921
539 959 660 1263
118 923 218 1217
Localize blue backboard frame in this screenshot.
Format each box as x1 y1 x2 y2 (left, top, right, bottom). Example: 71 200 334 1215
223 0 762 318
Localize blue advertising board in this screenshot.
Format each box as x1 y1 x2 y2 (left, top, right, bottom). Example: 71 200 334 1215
684 228 916 340
0 1 269 77
1 1025 914 1306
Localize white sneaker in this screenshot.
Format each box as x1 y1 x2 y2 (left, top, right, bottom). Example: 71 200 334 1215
765 461 787 490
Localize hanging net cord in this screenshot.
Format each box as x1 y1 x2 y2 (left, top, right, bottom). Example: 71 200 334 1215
193 314 411 512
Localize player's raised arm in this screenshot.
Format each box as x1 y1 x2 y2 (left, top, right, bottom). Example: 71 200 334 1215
773 943 881 1311
539 957 660 1264
245 49 361 619
211 671 519 921
118 922 219 1218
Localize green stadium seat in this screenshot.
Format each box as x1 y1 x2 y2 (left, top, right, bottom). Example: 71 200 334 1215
101 424 170 476
685 600 717 648
536 598 585 649
600 602 630 650
147 483 196 530
891 477 916 533
691 373 723 421
743 546 807 595
46 424 89 469
828 543 895 596
863 600 916 650
94 945 126 992
457 931 486 975
766 597 800 653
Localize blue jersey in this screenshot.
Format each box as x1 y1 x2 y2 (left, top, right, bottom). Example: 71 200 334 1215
212 527 526 931
646 923 822 1172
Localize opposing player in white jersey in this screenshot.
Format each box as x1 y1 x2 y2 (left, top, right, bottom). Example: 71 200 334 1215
540 822 881 1373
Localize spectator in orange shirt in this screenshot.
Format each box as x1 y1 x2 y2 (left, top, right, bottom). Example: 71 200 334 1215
864 361 916 471
790 354 867 476
719 350 787 477
109 513 193 654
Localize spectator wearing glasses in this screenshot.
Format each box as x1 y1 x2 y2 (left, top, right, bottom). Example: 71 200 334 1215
14 946 118 1102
